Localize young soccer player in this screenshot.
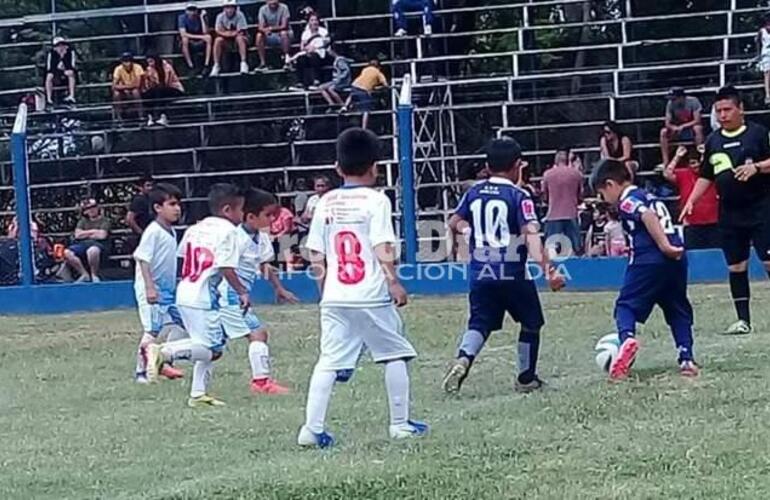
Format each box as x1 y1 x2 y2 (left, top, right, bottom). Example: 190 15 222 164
443 137 565 395
134 183 185 384
147 183 245 407
592 158 698 380
297 128 428 448
218 188 299 394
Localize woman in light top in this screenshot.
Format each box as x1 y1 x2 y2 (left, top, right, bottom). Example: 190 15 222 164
758 15 770 105
294 13 331 89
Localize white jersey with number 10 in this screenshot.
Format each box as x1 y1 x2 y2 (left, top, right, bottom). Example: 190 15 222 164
305 186 396 308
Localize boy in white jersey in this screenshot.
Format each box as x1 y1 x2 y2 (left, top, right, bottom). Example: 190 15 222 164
298 128 428 449
134 183 185 384
147 183 245 408
219 188 299 394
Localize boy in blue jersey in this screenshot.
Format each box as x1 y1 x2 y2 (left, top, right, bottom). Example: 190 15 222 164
592 159 698 380
133 183 186 384
443 138 565 394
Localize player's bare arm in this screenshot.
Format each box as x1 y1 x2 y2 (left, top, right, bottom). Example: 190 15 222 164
641 210 683 260
375 242 407 307
260 262 299 304
523 222 565 291
222 267 250 311
137 259 158 304
308 250 326 296
679 177 713 222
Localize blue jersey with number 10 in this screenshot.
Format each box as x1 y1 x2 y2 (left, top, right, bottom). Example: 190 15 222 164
618 185 682 265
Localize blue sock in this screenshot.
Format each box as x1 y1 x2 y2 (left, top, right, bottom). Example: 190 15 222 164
458 329 486 364
615 304 637 343
517 328 540 384
671 321 694 363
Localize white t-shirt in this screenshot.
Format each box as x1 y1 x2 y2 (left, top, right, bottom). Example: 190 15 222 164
176 216 239 310
217 226 274 308
306 186 396 308
305 194 321 218
301 27 329 58
133 221 178 306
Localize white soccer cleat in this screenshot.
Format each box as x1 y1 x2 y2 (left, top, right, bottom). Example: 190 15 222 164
389 420 430 440
724 320 752 335
145 343 163 383
297 425 335 449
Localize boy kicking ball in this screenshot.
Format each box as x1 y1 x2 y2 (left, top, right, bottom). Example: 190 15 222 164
591 159 698 380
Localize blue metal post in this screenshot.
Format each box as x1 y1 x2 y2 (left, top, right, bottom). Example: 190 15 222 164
11 132 34 286
398 103 417 265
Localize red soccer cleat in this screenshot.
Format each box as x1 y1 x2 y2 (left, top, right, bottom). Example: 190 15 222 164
609 337 639 381
679 360 700 378
250 378 290 395
160 364 184 379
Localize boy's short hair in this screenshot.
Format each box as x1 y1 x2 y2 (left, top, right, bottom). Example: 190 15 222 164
715 85 742 106
149 183 182 212
243 188 277 216
137 174 154 186
337 128 381 176
486 137 522 173
590 158 631 191
208 183 243 214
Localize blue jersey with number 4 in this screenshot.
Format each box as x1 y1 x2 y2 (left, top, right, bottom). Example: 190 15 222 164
618 185 682 265
455 176 539 281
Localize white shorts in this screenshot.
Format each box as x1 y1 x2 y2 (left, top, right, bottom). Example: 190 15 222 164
138 303 184 336
761 55 770 73
220 306 264 340
177 306 226 352
317 305 416 371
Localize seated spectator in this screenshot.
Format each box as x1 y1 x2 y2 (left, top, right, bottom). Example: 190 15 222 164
320 50 352 109
392 0 434 36
300 175 332 224
64 198 111 283
603 209 627 257
759 15 770 105
256 0 293 70
211 0 249 77
270 204 296 265
126 175 154 237
141 53 185 127
293 13 331 89
663 145 720 249
45 37 77 107
599 121 637 176
112 52 144 123
660 87 704 165
343 59 388 129
542 148 583 256
178 3 212 72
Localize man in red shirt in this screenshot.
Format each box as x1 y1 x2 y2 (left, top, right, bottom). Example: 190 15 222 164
270 204 296 264
663 145 720 249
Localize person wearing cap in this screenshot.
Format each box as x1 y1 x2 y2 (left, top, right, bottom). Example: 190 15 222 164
256 0 293 70
178 3 212 71
112 52 145 122
45 37 77 106
660 87 704 165
211 0 249 77
64 199 112 283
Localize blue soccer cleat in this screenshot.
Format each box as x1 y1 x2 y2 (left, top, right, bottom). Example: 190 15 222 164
389 420 430 440
297 425 336 449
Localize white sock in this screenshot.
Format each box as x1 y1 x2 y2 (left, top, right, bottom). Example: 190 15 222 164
161 340 212 364
135 334 155 376
248 341 270 380
191 360 213 398
385 360 410 427
304 365 336 433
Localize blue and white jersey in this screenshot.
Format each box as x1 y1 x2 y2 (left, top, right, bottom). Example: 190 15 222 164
133 220 178 305
217 225 275 308
454 176 540 281
618 185 682 266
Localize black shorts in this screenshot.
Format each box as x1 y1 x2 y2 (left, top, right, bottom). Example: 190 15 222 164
720 222 770 265
468 279 545 333
683 224 721 250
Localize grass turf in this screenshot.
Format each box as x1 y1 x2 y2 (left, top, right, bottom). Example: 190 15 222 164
2 284 770 499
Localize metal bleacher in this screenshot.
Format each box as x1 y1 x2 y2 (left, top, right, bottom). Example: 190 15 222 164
1 0 769 272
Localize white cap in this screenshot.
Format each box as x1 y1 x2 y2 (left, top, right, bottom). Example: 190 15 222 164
222 0 237 6
52 36 67 46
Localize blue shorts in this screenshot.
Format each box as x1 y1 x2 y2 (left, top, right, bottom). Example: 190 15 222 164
615 259 693 327
351 87 375 112
69 240 107 262
265 31 291 46
468 279 545 333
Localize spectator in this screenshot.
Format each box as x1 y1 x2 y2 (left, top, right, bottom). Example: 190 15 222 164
542 148 584 256
663 145 720 250
343 59 388 129
603 209 627 257
583 203 608 257
256 0 293 71
211 0 249 77
270 204 296 263
293 178 309 217
112 52 144 123
126 175 155 237
64 198 111 283
300 175 332 224
599 121 637 175
141 53 185 127
660 87 704 165
759 15 770 105
45 37 77 107
392 0 434 37
320 50 352 109
178 3 212 72
293 13 331 89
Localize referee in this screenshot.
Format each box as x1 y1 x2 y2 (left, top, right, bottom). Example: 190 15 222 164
681 86 770 334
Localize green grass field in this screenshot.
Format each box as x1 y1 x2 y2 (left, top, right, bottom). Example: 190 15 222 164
3 284 770 499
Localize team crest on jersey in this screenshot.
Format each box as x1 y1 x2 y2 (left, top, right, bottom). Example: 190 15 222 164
619 197 641 214
521 199 536 220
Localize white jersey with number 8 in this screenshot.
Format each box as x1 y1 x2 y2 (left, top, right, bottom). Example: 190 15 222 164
306 186 396 308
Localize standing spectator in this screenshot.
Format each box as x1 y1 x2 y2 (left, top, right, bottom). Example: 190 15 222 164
343 59 388 130
758 14 770 105
256 0 293 71
583 203 608 258
211 0 249 77
126 176 155 237
599 121 637 175
178 3 212 72
269 204 296 264
660 87 704 165
112 52 144 123
294 13 331 89
300 175 332 224
293 178 309 217
45 37 77 107
392 0 434 36
663 145 720 249
64 198 111 283
141 53 185 127
603 209 627 257
320 50 352 109
541 148 584 256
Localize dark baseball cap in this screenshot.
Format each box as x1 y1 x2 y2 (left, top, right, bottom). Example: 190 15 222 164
120 52 134 62
668 86 686 98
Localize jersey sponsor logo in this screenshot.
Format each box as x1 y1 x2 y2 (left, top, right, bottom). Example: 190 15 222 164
521 199 536 220
619 197 641 214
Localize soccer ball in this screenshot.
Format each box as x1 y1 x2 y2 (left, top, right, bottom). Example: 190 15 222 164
594 333 620 372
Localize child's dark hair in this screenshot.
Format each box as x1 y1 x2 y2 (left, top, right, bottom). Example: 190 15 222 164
337 128 381 176
715 85 742 106
137 174 154 186
149 182 182 213
590 158 631 190
208 183 243 214
486 137 522 173
243 188 277 216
